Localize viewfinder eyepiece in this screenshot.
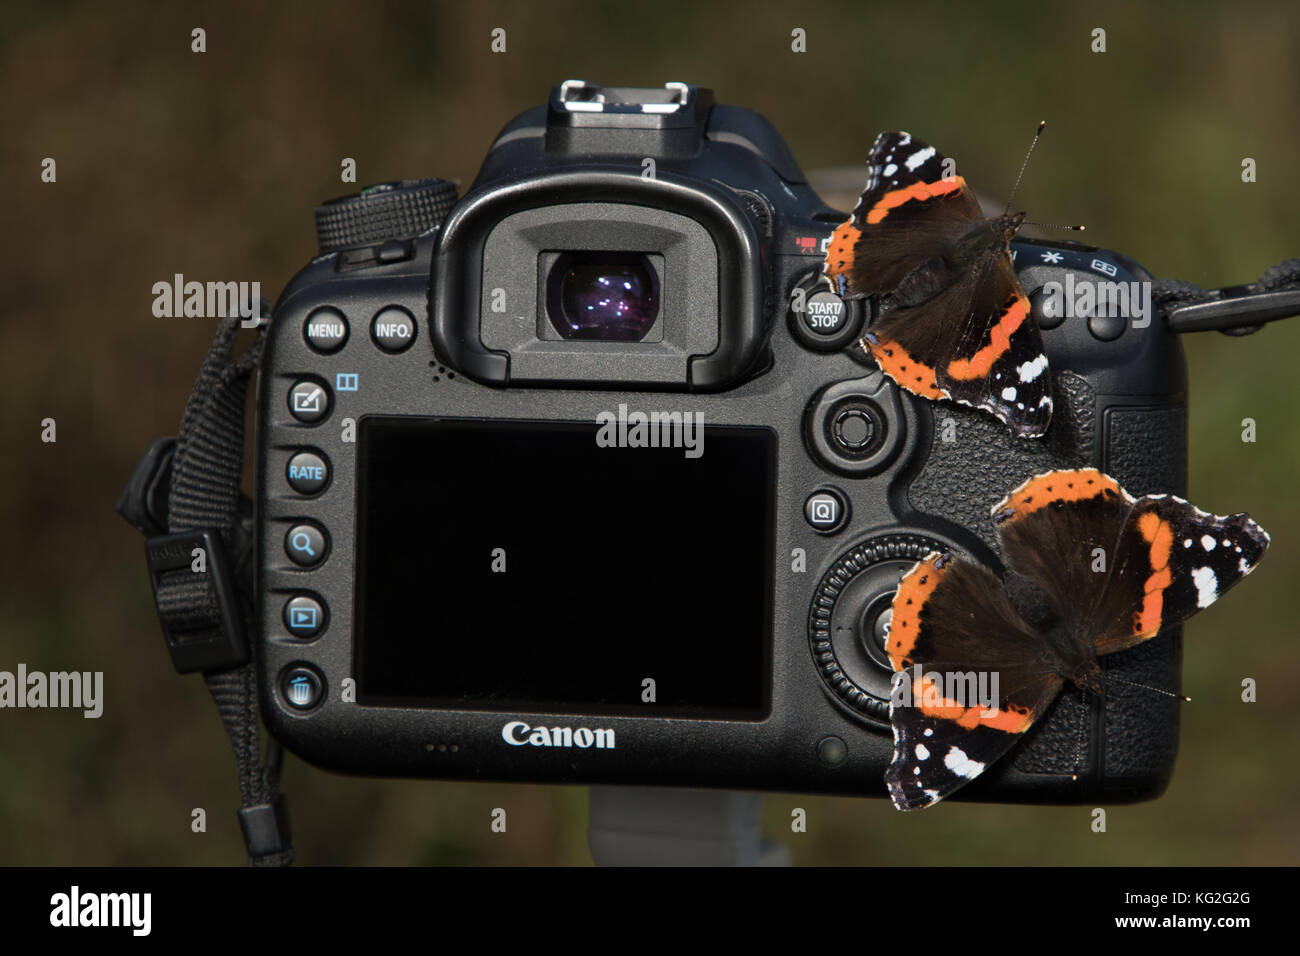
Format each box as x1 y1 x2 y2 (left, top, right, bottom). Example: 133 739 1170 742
546 252 660 342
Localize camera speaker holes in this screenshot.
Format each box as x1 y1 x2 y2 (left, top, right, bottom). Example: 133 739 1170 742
425 742 461 753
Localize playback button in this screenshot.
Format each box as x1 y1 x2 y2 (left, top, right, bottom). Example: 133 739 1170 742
283 595 326 639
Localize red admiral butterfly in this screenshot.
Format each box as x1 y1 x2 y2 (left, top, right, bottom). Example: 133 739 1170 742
884 468 1269 810
824 130 1051 438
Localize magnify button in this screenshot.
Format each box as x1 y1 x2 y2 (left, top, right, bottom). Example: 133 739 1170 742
285 523 328 567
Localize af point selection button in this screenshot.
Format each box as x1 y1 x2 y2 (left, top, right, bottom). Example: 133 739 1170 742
833 406 876 451
284 522 328 568
371 305 417 353
805 487 849 535
804 373 905 477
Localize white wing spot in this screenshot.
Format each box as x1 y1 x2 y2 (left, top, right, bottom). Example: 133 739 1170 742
915 743 930 760
1017 355 1049 382
1192 566 1218 608
1183 538 1193 548
944 746 986 779
1002 386 1017 401
923 727 934 737
1201 535 1217 551
883 163 898 177
905 146 936 171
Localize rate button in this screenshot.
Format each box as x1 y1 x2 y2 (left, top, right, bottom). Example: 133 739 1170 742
286 450 330 495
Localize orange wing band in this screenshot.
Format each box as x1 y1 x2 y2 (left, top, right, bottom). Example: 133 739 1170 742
913 672 1034 733
946 296 1030 381
995 469 1123 524
1134 511 1173 637
824 221 861 281
887 555 945 669
865 177 965 225
868 339 945 400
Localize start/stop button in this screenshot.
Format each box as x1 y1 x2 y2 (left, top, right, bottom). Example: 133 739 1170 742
801 291 850 336
788 273 866 351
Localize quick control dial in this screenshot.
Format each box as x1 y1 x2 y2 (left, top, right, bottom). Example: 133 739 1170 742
809 533 951 723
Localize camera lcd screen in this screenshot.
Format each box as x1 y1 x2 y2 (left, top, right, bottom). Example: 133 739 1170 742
354 416 774 716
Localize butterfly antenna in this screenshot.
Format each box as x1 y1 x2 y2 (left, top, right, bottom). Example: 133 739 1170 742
1105 674 1192 702
1004 121 1046 214
1021 221 1087 233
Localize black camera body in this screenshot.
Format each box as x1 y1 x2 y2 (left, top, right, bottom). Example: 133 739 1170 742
255 81 1186 803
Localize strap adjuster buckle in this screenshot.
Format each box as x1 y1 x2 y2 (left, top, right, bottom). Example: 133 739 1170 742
145 529 249 674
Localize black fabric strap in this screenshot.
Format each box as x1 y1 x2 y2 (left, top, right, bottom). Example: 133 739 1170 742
1154 257 1300 334
166 311 293 867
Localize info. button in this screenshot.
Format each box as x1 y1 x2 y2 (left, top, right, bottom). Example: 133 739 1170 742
371 305 417 353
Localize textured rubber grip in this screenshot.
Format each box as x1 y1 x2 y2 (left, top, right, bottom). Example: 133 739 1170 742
314 178 458 254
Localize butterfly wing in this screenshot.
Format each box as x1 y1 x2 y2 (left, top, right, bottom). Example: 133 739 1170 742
887 668 1063 811
992 469 1136 628
1088 494 1270 655
824 131 983 298
990 469 1270 656
884 551 1064 809
936 255 1051 439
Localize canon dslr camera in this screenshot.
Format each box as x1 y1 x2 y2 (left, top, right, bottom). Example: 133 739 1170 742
244 81 1188 803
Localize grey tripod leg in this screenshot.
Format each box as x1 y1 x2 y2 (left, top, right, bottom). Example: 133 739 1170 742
587 786 792 866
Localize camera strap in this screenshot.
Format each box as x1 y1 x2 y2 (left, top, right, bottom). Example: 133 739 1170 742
117 309 293 867
1156 257 1300 334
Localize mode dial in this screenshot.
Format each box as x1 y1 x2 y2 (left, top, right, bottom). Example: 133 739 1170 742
314 178 458 255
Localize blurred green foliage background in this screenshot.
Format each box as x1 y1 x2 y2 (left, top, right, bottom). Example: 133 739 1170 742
1 0 1297 864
